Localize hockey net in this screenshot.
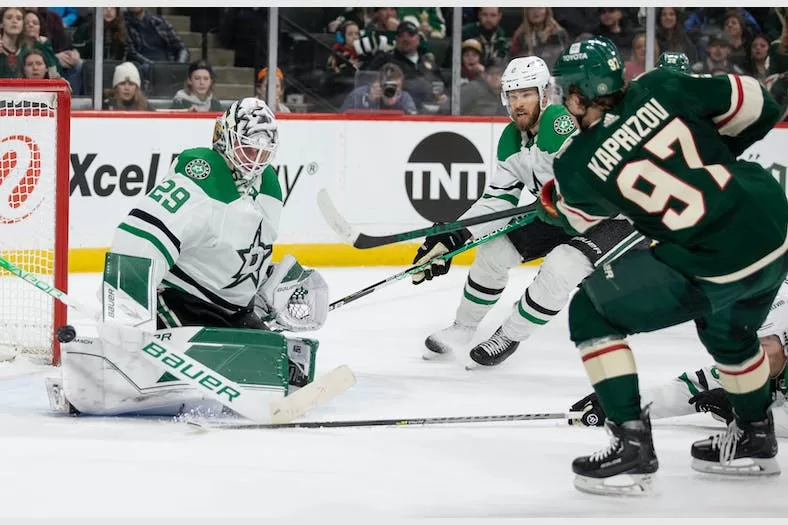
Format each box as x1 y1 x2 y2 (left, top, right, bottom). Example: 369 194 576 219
0 80 70 365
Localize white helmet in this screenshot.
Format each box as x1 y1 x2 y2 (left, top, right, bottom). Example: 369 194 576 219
213 97 279 189
500 56 551 118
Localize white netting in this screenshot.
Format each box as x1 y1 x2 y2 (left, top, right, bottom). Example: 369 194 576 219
0 91 60 361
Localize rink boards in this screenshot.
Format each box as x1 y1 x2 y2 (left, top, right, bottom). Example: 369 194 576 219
28 113 788 272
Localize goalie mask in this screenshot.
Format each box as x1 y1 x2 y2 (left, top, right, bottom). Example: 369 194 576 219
213 98 279 190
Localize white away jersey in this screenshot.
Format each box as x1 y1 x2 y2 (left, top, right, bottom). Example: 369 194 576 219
461 104 578 238
110 147 282 313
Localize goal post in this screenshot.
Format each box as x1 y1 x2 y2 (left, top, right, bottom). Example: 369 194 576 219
0 79 71 365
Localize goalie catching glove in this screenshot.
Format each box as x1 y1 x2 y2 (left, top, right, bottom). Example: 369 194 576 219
254 255 329 332
411 227 472 285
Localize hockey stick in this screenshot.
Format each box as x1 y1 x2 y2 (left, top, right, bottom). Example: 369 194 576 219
327 212 538 311
0 255 354 424
189 410 581 430
318 188 538 249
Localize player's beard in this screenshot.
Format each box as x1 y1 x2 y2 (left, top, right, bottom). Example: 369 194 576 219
513 106 540 132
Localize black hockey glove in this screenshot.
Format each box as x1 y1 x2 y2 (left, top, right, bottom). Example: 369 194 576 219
688 388 734 424
568 392 606 427
411 227 472 285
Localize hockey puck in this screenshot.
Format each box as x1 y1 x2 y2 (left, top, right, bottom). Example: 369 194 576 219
56 325 77 343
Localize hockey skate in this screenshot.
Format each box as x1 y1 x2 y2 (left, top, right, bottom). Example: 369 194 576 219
467 327 520 369
690 411 780 476
572 406 658 496
423 322 475 360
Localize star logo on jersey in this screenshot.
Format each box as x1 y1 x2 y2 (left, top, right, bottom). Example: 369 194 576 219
225 222 272 289
184 159 211 180
553 114 576 135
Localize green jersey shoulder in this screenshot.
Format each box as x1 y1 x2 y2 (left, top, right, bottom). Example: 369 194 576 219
497 104 577 161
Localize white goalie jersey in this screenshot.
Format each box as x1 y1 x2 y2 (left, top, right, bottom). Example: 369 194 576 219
645 278 788 437
110 147 282 313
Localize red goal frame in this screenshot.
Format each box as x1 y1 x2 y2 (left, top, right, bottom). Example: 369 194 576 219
0 79 70 365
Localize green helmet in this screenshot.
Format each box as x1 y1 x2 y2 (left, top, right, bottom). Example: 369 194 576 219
656 51 690 73
551 36 625 101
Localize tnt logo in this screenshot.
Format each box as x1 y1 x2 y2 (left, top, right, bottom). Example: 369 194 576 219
405 132 487 223
0 135 43 224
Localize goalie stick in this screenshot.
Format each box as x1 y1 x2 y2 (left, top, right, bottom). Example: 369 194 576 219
188 410 582 430
0 255 355 424
327 211 538 311
318 188 538 249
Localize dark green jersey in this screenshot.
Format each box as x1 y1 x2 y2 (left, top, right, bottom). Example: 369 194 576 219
553 69 787 283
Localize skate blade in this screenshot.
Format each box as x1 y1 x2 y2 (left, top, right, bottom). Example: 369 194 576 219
573 473 653 496
691 457 781 476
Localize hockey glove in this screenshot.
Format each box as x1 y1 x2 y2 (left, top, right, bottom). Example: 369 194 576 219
688 388 734 424
568 392 606 427
536 179 581 235
255 255 329 332
411 227 472 285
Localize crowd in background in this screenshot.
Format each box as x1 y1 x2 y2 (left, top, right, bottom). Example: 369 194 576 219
0 6 786 120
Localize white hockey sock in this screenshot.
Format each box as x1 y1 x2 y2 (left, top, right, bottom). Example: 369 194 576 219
502 288 561 341
455 276 506 328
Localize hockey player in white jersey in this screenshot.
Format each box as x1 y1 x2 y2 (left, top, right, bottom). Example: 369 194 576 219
412 56 647 367
570 278 788 438
48 98 330 418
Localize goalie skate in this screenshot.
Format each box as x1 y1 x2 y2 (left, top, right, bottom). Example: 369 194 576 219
423 322 474 360
690 412 780 476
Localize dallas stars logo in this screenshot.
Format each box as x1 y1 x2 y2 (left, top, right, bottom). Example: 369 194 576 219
225 221 272 289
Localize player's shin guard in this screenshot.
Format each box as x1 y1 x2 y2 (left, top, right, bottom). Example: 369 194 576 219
573 405 658 496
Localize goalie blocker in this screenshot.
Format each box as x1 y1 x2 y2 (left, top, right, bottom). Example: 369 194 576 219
47 253 327 418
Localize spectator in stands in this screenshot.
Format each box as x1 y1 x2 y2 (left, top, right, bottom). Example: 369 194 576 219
657 7 698 63
461 39 485 83
27 8 82 94
326 7 371 33
764 72 788 120
723 10 751 72
397 7 446 40
367 20 448 113
625 32 659 82
461 7 509 66
328 20 362 73
685 8 761 49
460 62 506 116
768 8 788 74
691 31 745 75
366 7 399 36
22 48 49 79
49 7 80 28
103 61 151 110
123 7 188 68
511 7 570 70
341 62 417 114
595 7 637 59
22 10 60 79
170 60 222 112
552 7 600 41
72 7 129 62
0 7 25 78
256 66 291 113
745 34 772 82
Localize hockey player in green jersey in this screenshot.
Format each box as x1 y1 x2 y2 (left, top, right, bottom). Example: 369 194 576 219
539 36 788 494
656 51 691 73
49 98 330 418
411 55 646 368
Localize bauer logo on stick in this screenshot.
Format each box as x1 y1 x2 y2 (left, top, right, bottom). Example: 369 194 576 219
184 158 211 180
404 132 487 223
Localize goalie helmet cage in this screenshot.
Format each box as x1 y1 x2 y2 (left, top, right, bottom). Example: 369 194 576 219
0 79 71 365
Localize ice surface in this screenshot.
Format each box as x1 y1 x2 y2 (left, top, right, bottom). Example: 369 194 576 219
0 267 786 519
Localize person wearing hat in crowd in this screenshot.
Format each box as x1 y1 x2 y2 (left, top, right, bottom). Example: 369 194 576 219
691 30 746 75
171 59 223 112
367 19 448 113
256 67 290 113
461 38 485 83
102 61 151 111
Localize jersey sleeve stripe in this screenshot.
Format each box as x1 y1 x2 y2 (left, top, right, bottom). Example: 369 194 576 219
556 199 605 233
482 192 519 205
489 182 525 192
169 265 246 312
713 75 764 137
129 208 182 251
117 223 176 268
